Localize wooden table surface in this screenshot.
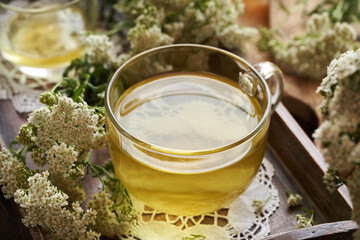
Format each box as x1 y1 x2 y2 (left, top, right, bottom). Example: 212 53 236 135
0 0 356 239
0 101 33 239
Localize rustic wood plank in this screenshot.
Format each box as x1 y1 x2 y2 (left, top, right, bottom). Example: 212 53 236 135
0 192 33 240
0 100 26 148
265 148 322 233
263 220 357 240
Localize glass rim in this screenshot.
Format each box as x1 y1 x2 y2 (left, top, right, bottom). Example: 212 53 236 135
105 43 272 155
0 0 81 13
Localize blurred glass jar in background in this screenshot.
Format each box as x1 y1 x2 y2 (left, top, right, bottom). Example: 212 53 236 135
0 0 98 78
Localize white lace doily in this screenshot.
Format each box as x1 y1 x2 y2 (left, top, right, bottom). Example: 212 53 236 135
0 59 58 113
125 158 280 240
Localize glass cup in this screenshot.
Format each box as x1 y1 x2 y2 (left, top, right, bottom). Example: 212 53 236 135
105 44 284 216
0 0 98 78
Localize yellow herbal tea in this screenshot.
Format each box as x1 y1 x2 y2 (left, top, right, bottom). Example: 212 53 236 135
1 5 85 68
107 72 268 216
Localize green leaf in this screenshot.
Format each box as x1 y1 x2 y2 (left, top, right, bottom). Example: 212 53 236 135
63 77 78 88
105 20 135 36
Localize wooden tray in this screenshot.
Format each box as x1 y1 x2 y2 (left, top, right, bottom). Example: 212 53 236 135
266 103 356 239
0 0 357 238
0 99 357 240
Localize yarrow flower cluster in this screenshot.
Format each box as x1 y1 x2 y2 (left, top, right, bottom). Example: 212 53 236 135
26 94 106 160
87 191 136 238
77 0 256 81
83 34 124 67
128 24 173 54
47 143 85 203
295 209 315 229
0 92 136 239
252 195 272 214
116 0 257 57
313 49 360 239
0 148 20 198
313 49 360 172
286 192 302 207
14 171 100 240
323 169 348 193
257 13 358 79
285 192 311 228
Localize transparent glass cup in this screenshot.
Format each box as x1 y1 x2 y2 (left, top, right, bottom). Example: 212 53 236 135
0 0 97 78
105 44 284 216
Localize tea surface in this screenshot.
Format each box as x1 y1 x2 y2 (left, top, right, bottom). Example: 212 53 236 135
115 72 259 151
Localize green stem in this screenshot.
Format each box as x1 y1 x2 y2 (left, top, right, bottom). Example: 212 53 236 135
9 141 26 164
110 180 132 208
110 202 123 210
78 96 86 103
309 212 314 225
97 164 117 181
302 208 315 225
111 180 121 202
23 147 30 159
104 20 134 36
90 164 106 190
307 209 315 225
120 182 132 206
84 152 118 190
83 151 105 189
84 151 105 190
333 0 345 22
264 194 272 205
51 81 63 93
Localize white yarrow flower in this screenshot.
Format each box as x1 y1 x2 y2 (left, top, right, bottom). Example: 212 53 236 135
84 34 120 67
0 148 19 199
28 96 106 160
14 171 99 240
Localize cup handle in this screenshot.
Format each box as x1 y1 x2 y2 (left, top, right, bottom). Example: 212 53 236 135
254 61 284 114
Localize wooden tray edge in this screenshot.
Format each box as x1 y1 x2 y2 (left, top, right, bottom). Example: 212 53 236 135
264 220 357 240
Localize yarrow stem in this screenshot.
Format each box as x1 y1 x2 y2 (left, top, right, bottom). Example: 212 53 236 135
295 208 315 229
111 180 132 208
86 160 118 182
252 194 272 214
9 141 26 164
